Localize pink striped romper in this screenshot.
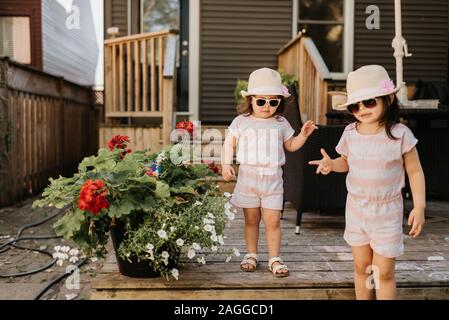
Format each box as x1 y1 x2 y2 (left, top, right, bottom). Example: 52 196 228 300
227 115 295 210
336 122 418 258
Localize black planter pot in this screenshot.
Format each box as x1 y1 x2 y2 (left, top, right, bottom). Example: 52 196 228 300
110 213 177 278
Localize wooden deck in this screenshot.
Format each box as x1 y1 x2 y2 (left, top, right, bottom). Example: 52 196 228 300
91 201 449 300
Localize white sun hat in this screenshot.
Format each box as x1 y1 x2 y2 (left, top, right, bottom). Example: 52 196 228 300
240 67 291 98
335 65 400 110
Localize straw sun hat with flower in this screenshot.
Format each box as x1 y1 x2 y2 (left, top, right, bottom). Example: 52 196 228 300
240 67 291 98
334 65 400 110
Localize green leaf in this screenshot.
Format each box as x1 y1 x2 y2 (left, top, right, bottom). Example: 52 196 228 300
170 185 196 195
108 203 122 218
120 197 136 216
155 181 170 198
53 209 86 239
128 175 157 185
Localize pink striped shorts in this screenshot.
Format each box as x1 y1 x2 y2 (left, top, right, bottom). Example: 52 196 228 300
230 165 284 210
344 193 404 258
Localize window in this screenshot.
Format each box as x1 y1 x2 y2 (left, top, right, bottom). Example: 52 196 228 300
0 16 31 64
298 0 353 78
141 0 179 33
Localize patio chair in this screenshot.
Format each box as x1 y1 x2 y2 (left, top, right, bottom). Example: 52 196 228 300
281 86 347 234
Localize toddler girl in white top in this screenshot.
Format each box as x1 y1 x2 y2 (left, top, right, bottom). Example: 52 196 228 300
221 68 317 277
310 65 426 299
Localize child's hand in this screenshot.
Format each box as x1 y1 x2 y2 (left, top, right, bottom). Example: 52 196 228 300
299 120 318 140
408 207 425 238
308 148 333 175
222 164 236 181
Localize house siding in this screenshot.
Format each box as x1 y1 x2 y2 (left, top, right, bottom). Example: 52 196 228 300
41 0 100 86
199 0 293 124
354 0 449 84
104 0 140 37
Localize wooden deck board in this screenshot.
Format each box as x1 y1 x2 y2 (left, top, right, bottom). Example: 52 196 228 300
91 205 449 299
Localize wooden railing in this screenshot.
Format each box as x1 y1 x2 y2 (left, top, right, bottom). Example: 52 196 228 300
278 35 331 125
104 30 177 144
0 58 99 207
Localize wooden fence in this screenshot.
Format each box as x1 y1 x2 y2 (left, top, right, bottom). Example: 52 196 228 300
0 58 99 207
278 35 332 125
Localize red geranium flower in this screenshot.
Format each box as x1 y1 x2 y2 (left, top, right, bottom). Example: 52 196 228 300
176 121 194 135
201 160 219 174
108 135 132 159
77 179 109 215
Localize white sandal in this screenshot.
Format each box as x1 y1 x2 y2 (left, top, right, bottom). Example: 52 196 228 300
268 257 289 278
240 253 259 272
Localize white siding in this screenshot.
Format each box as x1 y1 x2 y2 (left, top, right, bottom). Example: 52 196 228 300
42 0 102 86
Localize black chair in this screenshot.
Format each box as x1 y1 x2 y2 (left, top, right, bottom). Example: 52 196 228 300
281 86 347 234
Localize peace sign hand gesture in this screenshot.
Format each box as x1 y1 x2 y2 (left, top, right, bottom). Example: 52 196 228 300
308 148 333 175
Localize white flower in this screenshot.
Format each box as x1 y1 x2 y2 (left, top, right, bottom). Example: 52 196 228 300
207 212 214 219
224 192 232 198
69 248 79 256
203 224 213 232
52 252 62 259
192 243 201 250
210 234 218 242
171 268 179 280
69 256 79 264
203 218 214 225
194 226 199 230
60 246 70 253
194 201 203 206
225 256 232 263
224 202 232 210
163 258 169 266
61 253 69 260
170 226 176 232
176 238 184 247
161 251 170 259
56 260 64 267
211 246 218 252
157 229 168 239
187 249 196 259
149 252 154 261
197 256 206 265
226 212 235 221
54 246 61 252
218 235 225 245
145 243 154 252
233 248 240 257
90 257 98 263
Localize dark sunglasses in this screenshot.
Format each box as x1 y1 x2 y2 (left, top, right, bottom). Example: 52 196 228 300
253 98 281 108
347 98 378 114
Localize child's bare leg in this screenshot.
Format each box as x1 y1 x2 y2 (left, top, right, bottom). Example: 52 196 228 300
352 245 375 300
261 208 287 275
242 208 261 270
372 252 396 300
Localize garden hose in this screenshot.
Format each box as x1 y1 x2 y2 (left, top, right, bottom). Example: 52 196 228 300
33 257 88 300
0 209 64 278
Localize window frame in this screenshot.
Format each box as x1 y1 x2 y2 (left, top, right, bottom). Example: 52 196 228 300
0 15 32 65
292 0 354 80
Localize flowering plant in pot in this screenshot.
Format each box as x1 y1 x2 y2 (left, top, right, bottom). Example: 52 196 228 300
33 134 236 279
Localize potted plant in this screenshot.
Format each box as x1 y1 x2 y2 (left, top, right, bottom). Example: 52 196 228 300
33 133 236 280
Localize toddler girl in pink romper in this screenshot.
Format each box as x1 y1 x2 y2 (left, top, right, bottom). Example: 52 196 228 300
221 68 317 277
310 65 426 299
